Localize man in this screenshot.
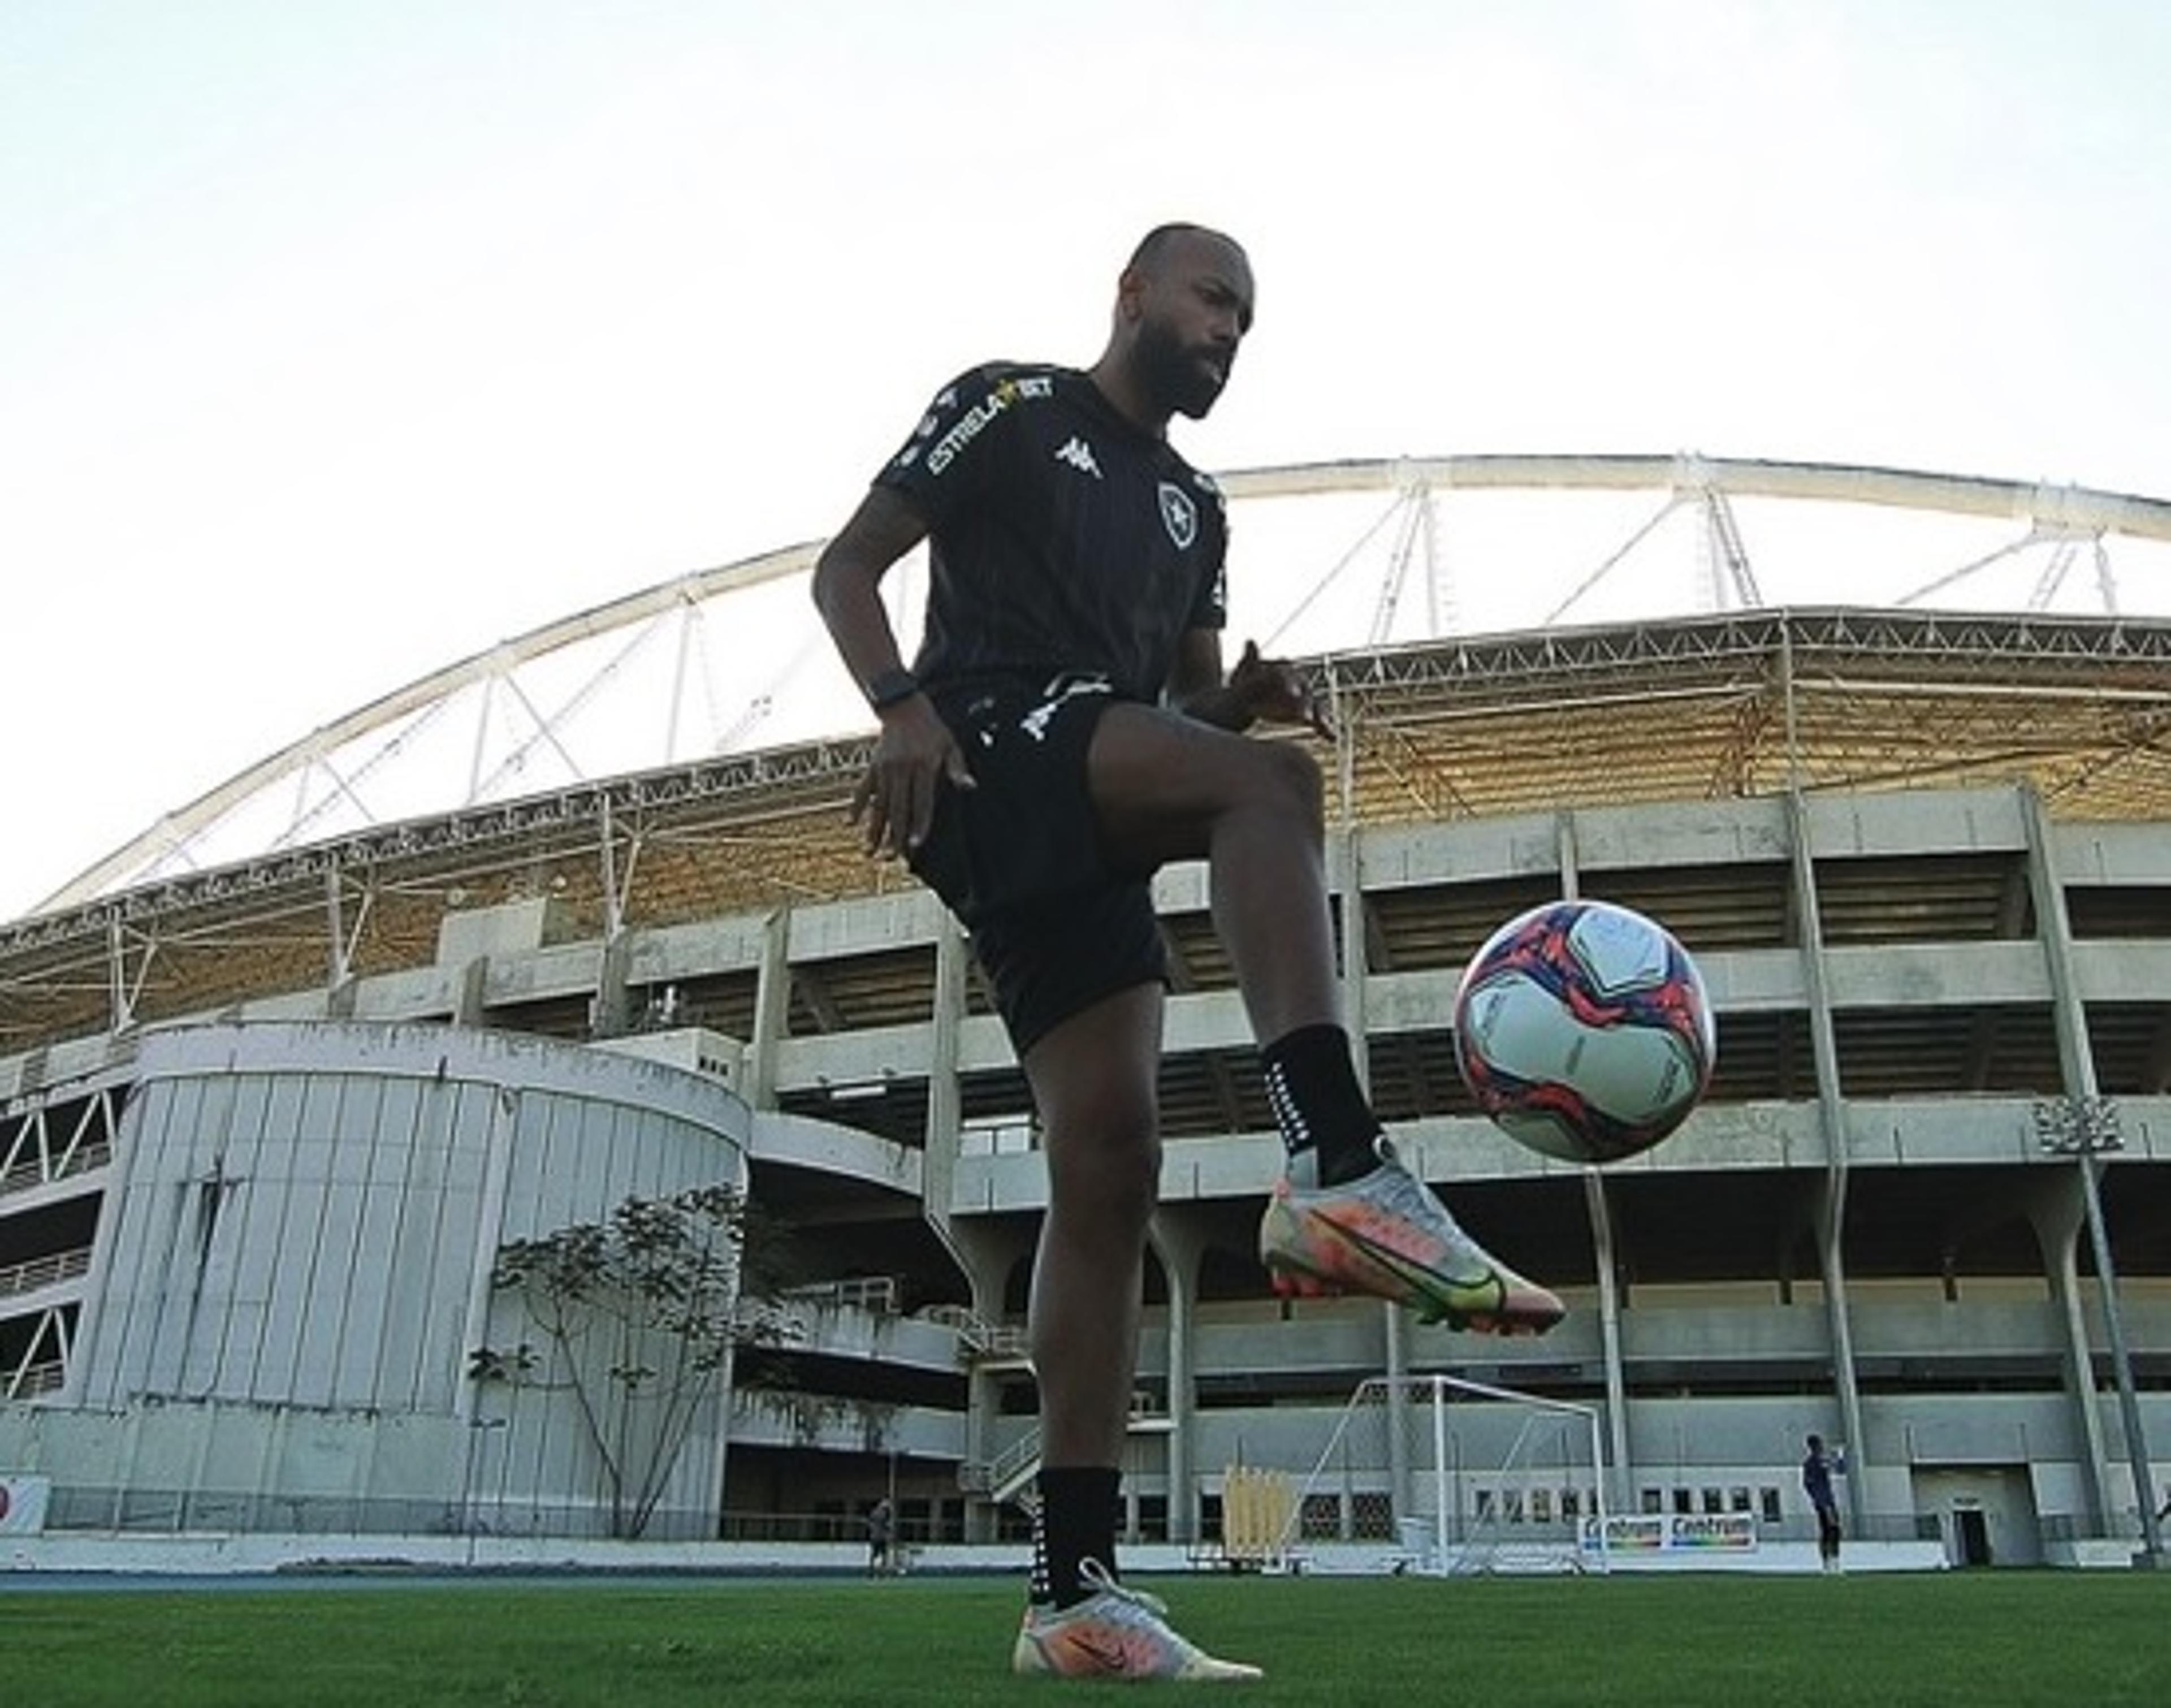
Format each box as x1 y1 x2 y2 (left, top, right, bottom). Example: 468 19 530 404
1802 1434 1844 1573
812 223 1561 1683
866 1495 894 1576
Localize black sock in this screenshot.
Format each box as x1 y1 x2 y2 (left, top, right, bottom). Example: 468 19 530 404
1031 1466 1121 1609
1261 1023 1382 1187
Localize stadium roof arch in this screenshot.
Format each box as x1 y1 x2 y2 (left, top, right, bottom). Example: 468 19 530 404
33 453 2171 918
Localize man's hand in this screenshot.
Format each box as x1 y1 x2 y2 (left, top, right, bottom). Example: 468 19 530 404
849 697 976 858
1226 639 1336 740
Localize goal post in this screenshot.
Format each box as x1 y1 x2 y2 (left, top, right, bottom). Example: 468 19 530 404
1282 1373 1610 1575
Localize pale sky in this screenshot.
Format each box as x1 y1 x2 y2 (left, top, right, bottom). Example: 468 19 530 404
3 1 2168 921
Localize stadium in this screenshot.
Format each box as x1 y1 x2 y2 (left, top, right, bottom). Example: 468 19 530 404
2 454 2168 1575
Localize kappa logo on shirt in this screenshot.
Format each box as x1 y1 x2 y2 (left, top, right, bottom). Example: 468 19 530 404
1053 435 1102 479
1157 481 1198 550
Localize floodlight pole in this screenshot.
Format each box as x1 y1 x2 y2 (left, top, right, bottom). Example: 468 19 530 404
2034 1096 2163 1567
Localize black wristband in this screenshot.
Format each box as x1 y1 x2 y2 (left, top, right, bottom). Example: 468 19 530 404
864 667 921 710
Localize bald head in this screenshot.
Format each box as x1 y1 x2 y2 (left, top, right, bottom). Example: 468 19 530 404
1097 224 1255 431
1126 222 1247 278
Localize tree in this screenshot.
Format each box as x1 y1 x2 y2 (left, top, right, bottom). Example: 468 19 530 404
472 1182 796 1538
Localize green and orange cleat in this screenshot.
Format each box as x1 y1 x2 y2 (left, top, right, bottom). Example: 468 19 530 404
1259 1136 1565 1334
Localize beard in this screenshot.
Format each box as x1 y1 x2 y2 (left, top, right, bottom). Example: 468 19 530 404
1135 315 1229 420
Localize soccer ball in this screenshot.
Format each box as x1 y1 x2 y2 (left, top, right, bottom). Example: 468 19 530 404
1452 899 1715 1165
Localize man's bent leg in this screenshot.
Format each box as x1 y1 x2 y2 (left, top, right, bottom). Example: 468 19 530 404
1086 705 1337 1045
1084 703 1563 1337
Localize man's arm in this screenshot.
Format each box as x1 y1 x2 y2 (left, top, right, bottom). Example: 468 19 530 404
811 485 929 694
811 486 974 856
1170 630 1334 738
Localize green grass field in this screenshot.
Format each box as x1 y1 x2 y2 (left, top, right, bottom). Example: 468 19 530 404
3 1570 2167 1706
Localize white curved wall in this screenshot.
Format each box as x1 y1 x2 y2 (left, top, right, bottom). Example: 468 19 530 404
10 1020 748 1537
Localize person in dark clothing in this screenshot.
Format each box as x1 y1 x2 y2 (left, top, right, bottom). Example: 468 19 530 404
865 1497 894 1576
1803 1433 1845 1572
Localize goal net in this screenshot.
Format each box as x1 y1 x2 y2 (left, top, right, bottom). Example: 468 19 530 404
1282 1374 1610 1575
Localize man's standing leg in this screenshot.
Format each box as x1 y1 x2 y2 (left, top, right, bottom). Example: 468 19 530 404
1020 985 1162 1606
1008 984 1260 1681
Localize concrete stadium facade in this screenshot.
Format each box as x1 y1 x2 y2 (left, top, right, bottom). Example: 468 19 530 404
5 764 2168 1569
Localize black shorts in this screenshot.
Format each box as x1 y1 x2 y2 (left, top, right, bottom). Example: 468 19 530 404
907 673 1168 1054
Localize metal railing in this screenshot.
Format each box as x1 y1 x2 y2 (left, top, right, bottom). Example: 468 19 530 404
40 1485 720 1541
717 1508 959 1546
958 1399 1164 1508
34 1485 969 1546
920 1304 1030 1363
958 1428 1043 1503
0 1140 111 1199
3 1359 66 1399
0 1246 92 1299
780 1275 900 1314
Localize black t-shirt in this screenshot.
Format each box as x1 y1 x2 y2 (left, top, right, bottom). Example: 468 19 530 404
873 363 1227 703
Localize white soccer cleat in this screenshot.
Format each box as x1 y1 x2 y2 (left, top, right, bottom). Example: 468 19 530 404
1012 1560 1261 1682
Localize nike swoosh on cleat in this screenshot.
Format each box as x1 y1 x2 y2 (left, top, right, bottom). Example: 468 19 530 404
1065 1634 1133 1675
1328 1221 1509 1325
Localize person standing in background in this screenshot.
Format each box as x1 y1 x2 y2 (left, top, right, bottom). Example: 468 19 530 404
1802 1433 1845 1573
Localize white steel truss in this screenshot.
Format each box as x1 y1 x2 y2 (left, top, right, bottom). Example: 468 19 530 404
0 1088 120 1197
3 1305 72 1400
15 456 2171 921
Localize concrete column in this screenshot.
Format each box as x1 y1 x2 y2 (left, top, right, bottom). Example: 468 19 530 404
323 868 351 991
590 802 633 1039
2025 1173 2117 1529
321 868 365 1019
107 918 135 1034
1556 811 1580 899
949 1221 1031 1545
1384 1298 1409 1531
1559 815 1634 1501
2022 785 2161 1556
452 957 488 1028
1334 811 1415 1535
2024 786 2095 1092
918 916 1017 1541
1150 1214 1207 1545
919 918 970 1257
742 909 792 1110
1785 790 1867 1533
590 931 634 1040
1333 825 1367 1083
1583 1170 1633 1506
